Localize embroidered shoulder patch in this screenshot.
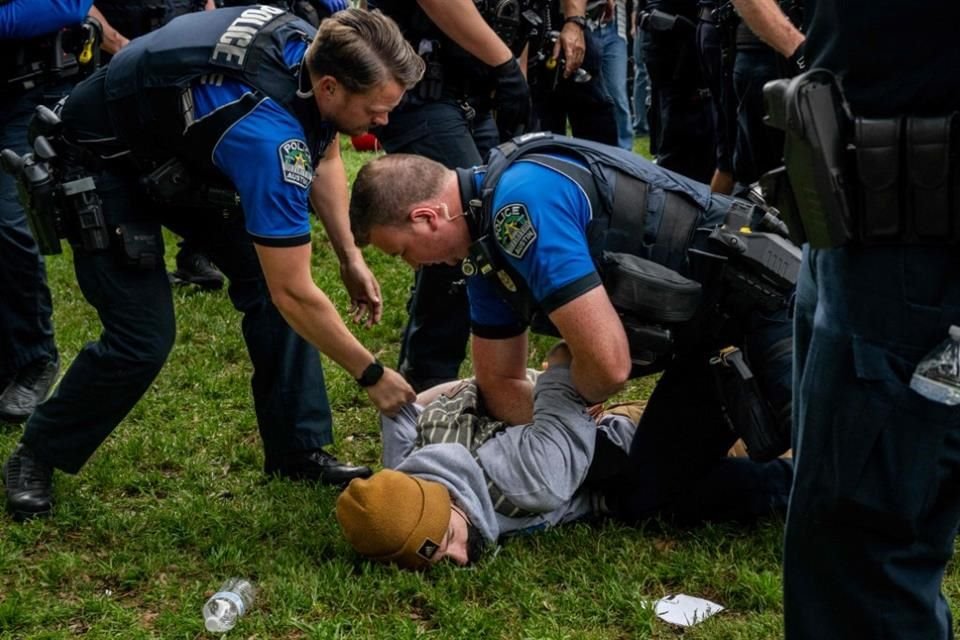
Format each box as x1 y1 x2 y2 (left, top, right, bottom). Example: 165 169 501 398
493 203 537 258
278 139 312 188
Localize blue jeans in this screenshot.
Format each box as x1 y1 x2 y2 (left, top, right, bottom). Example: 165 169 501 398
0 84 67 379
786 244 960 639
593 19 634 150
374 98 499 390
632 29 649 135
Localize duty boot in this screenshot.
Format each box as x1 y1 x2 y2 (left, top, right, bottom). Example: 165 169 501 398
170 247 224 290
2 443 53 521
0 355 59 424
265 448 372 486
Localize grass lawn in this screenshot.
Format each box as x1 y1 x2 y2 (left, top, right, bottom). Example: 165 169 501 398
1 137 956 639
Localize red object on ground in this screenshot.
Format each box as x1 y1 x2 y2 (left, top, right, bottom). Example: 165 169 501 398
350 133 381 152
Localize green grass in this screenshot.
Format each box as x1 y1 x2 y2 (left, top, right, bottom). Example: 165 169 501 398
0 137 955 639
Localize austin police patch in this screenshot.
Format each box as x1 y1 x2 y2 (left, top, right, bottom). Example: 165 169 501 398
278 139 312 188
493 203 537 258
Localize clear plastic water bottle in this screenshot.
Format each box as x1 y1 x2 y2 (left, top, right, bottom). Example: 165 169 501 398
202 577 256 633
909 325 960 406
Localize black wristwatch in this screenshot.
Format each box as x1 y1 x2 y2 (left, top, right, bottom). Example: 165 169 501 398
563 15 588 29
356 359 385 387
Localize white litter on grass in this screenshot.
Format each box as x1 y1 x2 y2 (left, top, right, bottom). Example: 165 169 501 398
654 593 724 627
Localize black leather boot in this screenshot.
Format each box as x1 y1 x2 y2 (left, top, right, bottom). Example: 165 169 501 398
265 448 372 486
2 443 53 521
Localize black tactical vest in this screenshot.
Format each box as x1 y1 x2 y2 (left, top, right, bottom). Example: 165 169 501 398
472 132 724 274
457 133 729 333
102 5 329 169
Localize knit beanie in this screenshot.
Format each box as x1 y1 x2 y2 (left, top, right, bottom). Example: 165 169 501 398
336 469 451 570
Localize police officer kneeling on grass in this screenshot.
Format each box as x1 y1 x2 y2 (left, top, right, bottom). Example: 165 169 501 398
336 342 793 569
1 6 424 521
349 132 799 466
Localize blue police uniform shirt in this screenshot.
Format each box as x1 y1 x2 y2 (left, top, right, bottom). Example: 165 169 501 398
467 155 603 335
188 39 336 247
1 0 93 39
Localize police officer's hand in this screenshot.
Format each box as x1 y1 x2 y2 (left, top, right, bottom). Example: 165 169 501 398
492 58 532 142
340 257 383 328
366 368 417 418
554 20 586 76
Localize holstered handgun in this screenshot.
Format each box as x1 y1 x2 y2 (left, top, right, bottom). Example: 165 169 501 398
763 69 855 248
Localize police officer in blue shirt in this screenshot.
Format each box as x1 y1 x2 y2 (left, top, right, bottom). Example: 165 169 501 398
736 1 960 638
2 6 423 521
349 133 796 512
0 0 97 423
365 0 588 394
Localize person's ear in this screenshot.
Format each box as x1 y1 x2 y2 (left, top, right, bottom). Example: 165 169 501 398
410 205 440 229
316 76 338 97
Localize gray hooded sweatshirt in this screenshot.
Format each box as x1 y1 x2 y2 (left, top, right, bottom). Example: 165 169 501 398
381 365 636 544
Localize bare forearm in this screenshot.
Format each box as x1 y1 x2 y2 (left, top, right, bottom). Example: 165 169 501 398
274 285 376 378
89 5 128 54
311 142 361 263
732 0 804 57
480 375 534 425
562 0 586 17
417 0 512 66
570 356 626 405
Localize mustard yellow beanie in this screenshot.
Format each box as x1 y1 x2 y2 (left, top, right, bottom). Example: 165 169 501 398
336 469 451 570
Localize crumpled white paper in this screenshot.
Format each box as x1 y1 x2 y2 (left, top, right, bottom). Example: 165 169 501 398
654 593 725 627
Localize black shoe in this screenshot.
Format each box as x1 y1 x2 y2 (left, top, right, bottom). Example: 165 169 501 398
265 448 372 486
2 443 53 521
171 249 224 290
0 356 59 424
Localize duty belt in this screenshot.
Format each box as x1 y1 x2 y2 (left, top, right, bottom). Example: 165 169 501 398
763 69 960 247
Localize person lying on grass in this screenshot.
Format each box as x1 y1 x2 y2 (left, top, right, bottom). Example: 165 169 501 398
337 342 793 569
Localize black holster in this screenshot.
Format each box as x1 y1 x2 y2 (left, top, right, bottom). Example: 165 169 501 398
763 68 960 247
709 346 790 462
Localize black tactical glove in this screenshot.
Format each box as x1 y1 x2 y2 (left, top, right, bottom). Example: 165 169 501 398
492 57 531 142
786 41 806 76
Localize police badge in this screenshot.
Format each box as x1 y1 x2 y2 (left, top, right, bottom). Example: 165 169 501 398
493 202 537 258
278 139 312 188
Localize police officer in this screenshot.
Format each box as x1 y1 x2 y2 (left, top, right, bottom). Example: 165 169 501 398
694 0 736 193
2 7 423 521
640 0 714 183
365 0 585 392
735 1 960 638
92 0 230 290
0 0 99 423
528 1 618 146
348 134 795 470
730 0 802 187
